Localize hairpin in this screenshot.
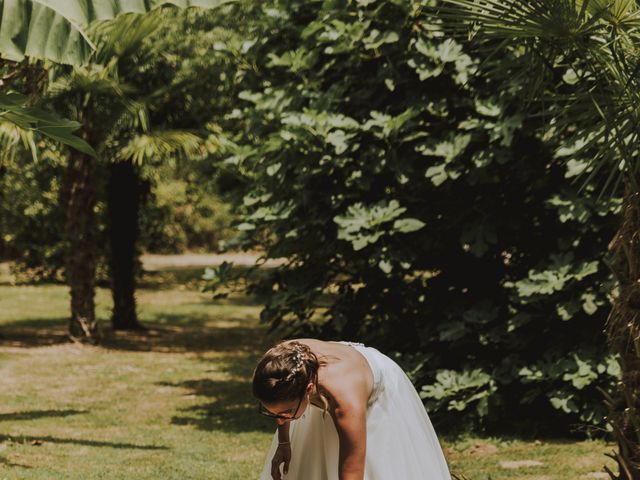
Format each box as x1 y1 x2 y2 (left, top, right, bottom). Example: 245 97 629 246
290 347 304 374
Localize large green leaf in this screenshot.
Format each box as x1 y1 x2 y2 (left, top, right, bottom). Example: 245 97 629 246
0 0 231 65
0 91 96 156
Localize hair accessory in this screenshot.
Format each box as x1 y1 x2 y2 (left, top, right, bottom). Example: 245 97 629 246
290 345 305 375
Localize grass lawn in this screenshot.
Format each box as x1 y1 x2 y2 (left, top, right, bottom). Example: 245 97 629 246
0 267 617 479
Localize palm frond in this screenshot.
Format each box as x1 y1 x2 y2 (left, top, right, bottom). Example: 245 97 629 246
89 10 165 66
46 63 147 138
48 59 134 98
115 130 203 165
435 0 602 40
578 0 640 27
46 10 169 135
108 100 151 134
429 0 640 191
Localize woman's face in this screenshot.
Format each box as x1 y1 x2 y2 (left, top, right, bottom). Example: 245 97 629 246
261 385 313 424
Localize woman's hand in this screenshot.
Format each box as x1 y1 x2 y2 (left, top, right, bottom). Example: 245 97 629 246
271 443 291 480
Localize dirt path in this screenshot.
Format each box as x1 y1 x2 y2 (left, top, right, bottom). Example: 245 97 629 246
141 252 285 270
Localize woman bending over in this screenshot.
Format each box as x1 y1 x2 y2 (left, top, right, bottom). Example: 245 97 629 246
253 339 451 480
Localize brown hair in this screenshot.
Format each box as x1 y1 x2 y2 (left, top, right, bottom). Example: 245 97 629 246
252 340 326 405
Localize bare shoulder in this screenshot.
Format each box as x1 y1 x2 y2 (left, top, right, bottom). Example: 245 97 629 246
325 361 370 406
301 340 373 410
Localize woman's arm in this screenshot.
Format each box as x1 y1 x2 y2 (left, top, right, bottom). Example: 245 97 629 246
328 361 371 480
270 422 291 480
277 422 290 443
333 401 367 480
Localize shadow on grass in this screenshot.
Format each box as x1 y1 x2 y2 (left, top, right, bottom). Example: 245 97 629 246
157 378 274 434
0 434 167 450
0 296 270 352
0 456 32 469
0 409 87 422
138 310 260 328
0 406 166 453
100 321 272 354
0 318 70 348
0 319 272 353
156 345 277 434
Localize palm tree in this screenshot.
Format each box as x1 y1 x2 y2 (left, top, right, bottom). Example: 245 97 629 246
0 0 226 341
107 136 202 330
47 11 202 337
430 1 640 477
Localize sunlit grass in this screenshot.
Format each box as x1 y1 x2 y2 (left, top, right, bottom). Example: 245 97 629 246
0 266 617 479
0 270 276 479
445 436 614 479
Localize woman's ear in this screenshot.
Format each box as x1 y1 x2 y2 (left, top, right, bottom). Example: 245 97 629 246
306 382 315 395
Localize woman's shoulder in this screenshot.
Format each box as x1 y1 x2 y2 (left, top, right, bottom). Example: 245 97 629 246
310 342 374 407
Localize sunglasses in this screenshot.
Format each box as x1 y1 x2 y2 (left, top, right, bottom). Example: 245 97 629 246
258 394 305 420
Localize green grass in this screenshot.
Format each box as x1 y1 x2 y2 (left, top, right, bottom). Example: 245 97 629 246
445 436 615 479
0 268 617 479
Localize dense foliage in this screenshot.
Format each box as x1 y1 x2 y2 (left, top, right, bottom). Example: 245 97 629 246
209 0 620 433
0 157 233 280
140 174 235 254
0 9 240 279
0 145 67 281
431 2 640 475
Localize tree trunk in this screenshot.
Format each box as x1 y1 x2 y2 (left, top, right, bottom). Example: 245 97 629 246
63 149 100 343
107 160 144 330
605 182 640 479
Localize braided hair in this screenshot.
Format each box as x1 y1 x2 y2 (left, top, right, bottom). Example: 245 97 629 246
252 341 326 405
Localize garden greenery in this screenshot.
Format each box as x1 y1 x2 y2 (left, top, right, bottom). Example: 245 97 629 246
0 0 623 434
209 0 620 433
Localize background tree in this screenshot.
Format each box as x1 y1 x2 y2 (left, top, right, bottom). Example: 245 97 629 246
0 0 231 341
1 2 241 334
98 4 247 331
0 60 95 279
47 11 207 336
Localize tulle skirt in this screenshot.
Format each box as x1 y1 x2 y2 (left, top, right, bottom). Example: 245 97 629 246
258 342 451 480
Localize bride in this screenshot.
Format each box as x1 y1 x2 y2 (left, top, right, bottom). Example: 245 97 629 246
253 339 452 480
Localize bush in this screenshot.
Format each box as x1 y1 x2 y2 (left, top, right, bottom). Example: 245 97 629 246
209 0 620 434
140 178 236 254
0 146 67 282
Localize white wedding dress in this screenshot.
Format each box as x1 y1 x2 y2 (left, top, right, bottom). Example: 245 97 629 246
258 342 451 479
